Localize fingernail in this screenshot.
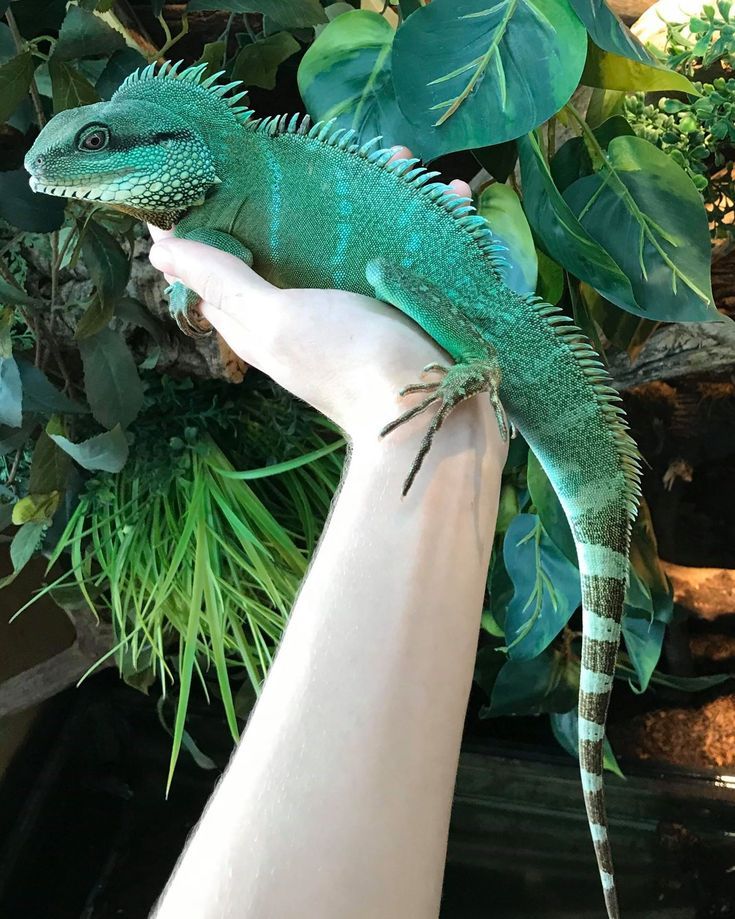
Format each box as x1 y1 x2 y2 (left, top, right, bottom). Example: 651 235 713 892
150 241 174 273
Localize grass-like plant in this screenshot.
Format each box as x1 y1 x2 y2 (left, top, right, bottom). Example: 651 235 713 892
16 377 344 787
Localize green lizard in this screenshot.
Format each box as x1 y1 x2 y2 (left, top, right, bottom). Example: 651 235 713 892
25 61 642 918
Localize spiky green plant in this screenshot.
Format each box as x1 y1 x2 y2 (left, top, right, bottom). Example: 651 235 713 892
15 376 344 787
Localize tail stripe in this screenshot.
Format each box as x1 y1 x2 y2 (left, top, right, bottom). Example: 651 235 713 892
580 667 615 693
585 616 619 642
581 768 603 792
577 544 628 578
581 636 619 671
578 717 605 742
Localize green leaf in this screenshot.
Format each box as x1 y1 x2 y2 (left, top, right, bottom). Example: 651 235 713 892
536 250 564 304
9 521 45 575
518 132 636 308
49 424 128 472
476 183 537 295
196 41 227 78
0 356 23 427
298 11 421 149
52 5 125 60
12 491 60 525
0 274 41 308
95 47 147 100
550 708 624 777
232 32 301 90
629 501 673 624
0 51 35 124
78 327 143 430
563 135 716 322
391 0 587 158
622 614 665 693
474 643 506 698
0 168 66 233
551 114 634 191
18 360 87 415
526 450 577 563
582 42 700 93
567 0 652 63
502 514 581 660
484 647 578 716
77 218 130 336
49 58 100 112
187 0 327 26
29 430 71 494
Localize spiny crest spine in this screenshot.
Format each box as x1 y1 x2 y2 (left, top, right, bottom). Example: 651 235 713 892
114 60 255 126
244 113 508 273
524 294 642 517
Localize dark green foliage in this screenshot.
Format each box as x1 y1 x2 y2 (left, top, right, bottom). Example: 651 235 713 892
0 0 726 772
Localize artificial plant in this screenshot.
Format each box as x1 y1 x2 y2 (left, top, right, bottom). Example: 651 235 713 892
0 0 728 773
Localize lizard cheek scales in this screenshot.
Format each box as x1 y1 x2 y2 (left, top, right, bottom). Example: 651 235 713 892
26 61 641 919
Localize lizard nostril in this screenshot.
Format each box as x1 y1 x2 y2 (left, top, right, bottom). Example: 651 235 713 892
34 155 44 169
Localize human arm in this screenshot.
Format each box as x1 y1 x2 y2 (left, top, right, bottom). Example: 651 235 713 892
149 199 505 919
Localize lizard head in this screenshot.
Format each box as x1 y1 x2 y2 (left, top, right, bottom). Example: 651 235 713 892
25 99 220 227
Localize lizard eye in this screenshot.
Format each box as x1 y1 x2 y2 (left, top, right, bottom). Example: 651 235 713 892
77 126 110 152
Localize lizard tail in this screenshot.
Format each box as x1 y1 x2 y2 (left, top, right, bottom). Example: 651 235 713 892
572 510 631 919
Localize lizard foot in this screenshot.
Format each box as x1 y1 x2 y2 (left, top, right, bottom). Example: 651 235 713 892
381 359 508 496
166 280 213 339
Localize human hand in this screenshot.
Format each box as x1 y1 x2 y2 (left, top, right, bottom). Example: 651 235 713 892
148 150 474 446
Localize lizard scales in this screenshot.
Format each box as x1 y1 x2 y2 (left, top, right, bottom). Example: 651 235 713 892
25 61 642 918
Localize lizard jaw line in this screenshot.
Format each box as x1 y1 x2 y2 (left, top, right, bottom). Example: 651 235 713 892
29 175 118 202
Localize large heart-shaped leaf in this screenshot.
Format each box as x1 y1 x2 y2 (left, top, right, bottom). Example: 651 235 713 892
476 183 537 295
622 614 665 693
391 0 587 158
485 648 578 716
518 132 636 307
582 42 699 93
568 0 652 63
563 135 716 322
298 10 421 149
502 513 581 660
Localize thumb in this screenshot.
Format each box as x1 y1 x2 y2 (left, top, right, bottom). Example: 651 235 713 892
149 238 273 313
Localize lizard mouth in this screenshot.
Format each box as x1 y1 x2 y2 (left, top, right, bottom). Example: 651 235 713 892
28 175 124 202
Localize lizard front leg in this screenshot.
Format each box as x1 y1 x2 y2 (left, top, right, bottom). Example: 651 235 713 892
166 228 253 338
366 258 509 495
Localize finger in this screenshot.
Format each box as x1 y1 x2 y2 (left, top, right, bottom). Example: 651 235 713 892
387 145 413 165
148 224 174 244
149 238 275 311
448 178 472 199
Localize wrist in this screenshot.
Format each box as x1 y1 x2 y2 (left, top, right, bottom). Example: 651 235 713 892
346 394 504 502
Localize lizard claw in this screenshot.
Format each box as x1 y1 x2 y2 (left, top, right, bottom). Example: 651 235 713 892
381 357 506 495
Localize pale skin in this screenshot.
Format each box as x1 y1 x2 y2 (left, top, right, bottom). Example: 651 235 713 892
149 158 506 919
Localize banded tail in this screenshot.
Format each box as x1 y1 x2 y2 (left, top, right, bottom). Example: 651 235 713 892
573 513 633 919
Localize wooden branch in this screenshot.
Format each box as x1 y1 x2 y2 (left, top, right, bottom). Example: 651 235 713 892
662 562 735 621
0 611 114 719
609 319 735 390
